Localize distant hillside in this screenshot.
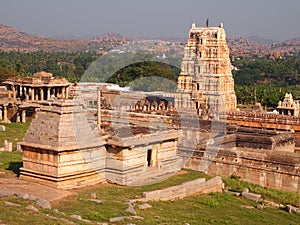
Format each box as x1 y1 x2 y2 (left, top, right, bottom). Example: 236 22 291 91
247 36 276 45
0 24 130 53
228 35 300 58
0 24 299 58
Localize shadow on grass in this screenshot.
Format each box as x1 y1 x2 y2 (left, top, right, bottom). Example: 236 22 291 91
7 162 23 176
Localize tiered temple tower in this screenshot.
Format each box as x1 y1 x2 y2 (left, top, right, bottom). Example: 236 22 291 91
176 22 236 116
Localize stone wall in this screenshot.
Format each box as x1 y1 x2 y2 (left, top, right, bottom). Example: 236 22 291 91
139 176 223 202
184 147 300 193
105 137 180 185
20 101 107 189
225 111 300 147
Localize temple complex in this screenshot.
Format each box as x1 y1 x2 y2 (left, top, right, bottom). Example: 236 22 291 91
0 21 298 192
176 22 236 116
277 93 300 117
0 71 70 123
19 100 180 188
3 71 70 101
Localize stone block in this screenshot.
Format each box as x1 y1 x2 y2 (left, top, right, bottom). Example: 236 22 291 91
36 198 51 209
286 205 300 214
7 142 12 152
0 125 5 132
137 203 152 210
25 205 39 212
242 190 262 202
16 143 22 151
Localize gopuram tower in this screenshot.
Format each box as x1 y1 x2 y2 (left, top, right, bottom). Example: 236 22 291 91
175 21 236 117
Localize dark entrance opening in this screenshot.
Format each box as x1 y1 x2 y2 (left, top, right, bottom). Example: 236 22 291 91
147 149 152 167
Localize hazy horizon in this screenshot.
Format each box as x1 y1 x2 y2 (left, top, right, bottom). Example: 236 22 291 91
1 0 300 41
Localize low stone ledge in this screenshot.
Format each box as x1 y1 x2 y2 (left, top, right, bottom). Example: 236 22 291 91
242 188 262 202
131 176 223 202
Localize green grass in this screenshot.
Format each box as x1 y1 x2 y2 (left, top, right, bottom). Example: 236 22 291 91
0 169 299 225
0 151 22 176
0 196 78 225
223 176 300 206
54 169 209 221
0 122 30 149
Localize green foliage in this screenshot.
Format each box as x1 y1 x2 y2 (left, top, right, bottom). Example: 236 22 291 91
0 64 16 83
235 85 286 107
233 56 300 107
108 61 179 92
223 176 300 206
0 51 99 82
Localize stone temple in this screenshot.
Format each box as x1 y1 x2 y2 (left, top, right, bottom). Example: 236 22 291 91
14 22 300 192
176 22 237 116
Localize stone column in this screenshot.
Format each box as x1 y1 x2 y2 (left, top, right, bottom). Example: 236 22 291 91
16 111 20 123
20 86 24 99
3 105 8 122
97 89 101 129
65 87 69 99
40 88 44 101
47 87 51 100
29 88 35 101
21 109 26 123
12 85 16 101
8 90 12 99
35 88 39 101
0 106 2 121
62 87 66 99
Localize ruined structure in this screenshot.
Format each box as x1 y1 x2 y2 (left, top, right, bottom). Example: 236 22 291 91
3 71 70 102
15 22 300 193
20 100 180 188
175 22 236 116
277 93 300 117
20 101 107 189
0 71 70 124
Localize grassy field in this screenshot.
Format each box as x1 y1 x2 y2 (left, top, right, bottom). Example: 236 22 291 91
223 176 300 207
0 123 299 224
0 122 30 149
0 151 22 175
0 167 299 224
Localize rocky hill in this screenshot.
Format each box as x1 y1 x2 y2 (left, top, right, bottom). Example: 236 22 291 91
228 36 300 58
0 24 130 53
0 24 299 58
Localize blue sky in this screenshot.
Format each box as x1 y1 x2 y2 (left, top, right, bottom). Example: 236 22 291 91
0 0 299 40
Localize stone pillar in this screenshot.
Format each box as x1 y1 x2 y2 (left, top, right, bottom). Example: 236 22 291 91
35 88 39 101
16 111 20 123
20 86 24 99
40 88 44 101
21 110 26 123
3 105 8 122
0 107 2 121
62 87 66 99
47 87 51 100
97 89 101 129
65 87 69 99
12 85 16 101
8 90 12 99
30 88 34 101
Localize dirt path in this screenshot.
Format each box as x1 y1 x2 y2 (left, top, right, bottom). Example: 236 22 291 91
0 175 73 202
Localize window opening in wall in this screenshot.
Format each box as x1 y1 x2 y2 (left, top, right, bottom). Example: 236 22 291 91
147 149 152 167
